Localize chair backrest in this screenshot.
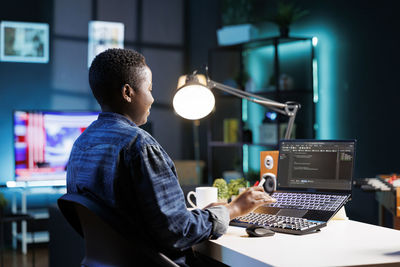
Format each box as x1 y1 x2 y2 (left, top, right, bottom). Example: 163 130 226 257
58 193 178 267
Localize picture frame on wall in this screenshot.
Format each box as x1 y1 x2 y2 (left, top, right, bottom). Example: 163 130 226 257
88 21 124 67
0 21 49 63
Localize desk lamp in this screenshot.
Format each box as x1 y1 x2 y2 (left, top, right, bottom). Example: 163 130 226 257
173 70 301 139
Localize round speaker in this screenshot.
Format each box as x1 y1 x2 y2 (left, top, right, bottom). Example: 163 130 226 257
264 155 274 170
262 173 276 194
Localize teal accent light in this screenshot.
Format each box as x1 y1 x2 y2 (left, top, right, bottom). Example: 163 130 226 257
310 30 338 139
238 26 338 174
243 144 249 173
313 58 319 103
242 99 248 173
312 37 318 46
242 99 248 121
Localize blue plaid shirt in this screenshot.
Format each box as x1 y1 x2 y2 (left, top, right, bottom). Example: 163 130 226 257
67 112 229 266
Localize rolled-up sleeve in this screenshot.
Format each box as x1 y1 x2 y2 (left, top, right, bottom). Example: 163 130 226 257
206 205 230 239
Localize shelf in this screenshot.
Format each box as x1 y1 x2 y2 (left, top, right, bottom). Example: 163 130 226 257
210 36 312 51
16 231 49 243
255 90 313 96
207 34 315 182
27 209 49 220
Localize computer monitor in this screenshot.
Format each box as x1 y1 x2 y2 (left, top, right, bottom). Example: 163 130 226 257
277 140 356 191
13 110 99 185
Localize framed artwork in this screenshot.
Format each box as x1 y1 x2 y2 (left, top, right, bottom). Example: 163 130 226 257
0 21 49 63
88 21 124 67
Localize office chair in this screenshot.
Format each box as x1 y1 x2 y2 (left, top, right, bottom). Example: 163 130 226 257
57 193 178 267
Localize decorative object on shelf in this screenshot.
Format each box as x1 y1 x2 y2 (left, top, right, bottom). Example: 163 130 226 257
217 24 258 46
267 0 309 38
212 178 229 202
217 0 257 46
223 118 239 143
279 73 294 90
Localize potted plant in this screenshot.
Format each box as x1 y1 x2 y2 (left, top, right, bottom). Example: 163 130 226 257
212 178 229 203
267 0 309 37
227 177 248 200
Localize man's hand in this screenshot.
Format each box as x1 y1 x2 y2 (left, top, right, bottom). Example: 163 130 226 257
225 187 276 220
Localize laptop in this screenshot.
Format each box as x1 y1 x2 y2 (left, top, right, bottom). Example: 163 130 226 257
230 139 356 232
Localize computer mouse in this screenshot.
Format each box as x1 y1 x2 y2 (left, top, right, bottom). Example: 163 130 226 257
246 225 275 237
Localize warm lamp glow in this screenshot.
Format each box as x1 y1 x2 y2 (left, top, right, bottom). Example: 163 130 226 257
173 84 215 120
172 71 299 139
177 74 207 89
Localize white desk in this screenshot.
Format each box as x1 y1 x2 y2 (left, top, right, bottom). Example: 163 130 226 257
193 220 400 266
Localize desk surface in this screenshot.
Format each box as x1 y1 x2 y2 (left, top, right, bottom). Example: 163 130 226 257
193 220 400 267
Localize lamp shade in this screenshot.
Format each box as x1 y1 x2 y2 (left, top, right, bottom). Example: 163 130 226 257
173 75 215 120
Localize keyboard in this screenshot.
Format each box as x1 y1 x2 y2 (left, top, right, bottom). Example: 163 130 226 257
230 212 327 235
268 192 348 212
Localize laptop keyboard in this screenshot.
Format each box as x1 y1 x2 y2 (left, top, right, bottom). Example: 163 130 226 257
268 192 347 211
230 213 327 235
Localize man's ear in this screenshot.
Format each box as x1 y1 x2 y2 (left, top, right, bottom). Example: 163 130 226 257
121 84 134 103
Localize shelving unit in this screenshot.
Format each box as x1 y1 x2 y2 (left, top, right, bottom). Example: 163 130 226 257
206 36 317 183
10 186 66 254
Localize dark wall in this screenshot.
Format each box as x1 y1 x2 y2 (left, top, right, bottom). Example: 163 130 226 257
0 0 188 186
0 0 189 217
288 0 400 225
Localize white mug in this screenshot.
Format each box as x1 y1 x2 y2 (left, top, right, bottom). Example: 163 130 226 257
187 187 218 209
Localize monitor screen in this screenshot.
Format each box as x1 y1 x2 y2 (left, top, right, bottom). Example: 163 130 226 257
277 140 356 191
13 110 99 184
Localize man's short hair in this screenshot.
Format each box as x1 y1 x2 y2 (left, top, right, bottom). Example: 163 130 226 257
89 48 147 106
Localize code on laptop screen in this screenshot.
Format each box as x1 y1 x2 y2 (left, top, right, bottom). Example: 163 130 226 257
277 140 355 191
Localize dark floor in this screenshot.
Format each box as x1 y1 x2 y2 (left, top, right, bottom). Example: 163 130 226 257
1 246 48 267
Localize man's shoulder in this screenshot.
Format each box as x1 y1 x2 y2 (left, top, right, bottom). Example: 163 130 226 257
129 127 161 152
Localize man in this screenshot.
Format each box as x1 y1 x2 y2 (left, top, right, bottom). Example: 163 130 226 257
67 48 275 266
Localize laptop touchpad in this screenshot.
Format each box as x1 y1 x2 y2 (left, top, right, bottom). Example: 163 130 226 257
276 209 307 218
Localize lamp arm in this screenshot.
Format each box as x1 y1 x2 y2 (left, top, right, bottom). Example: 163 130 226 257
207 79 301 140
208 80 287 110
284 104 299 139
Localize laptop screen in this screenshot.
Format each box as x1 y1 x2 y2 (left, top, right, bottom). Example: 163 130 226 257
277 140 356 191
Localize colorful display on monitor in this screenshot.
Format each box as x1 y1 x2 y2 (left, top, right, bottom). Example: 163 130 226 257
13 111 99 182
